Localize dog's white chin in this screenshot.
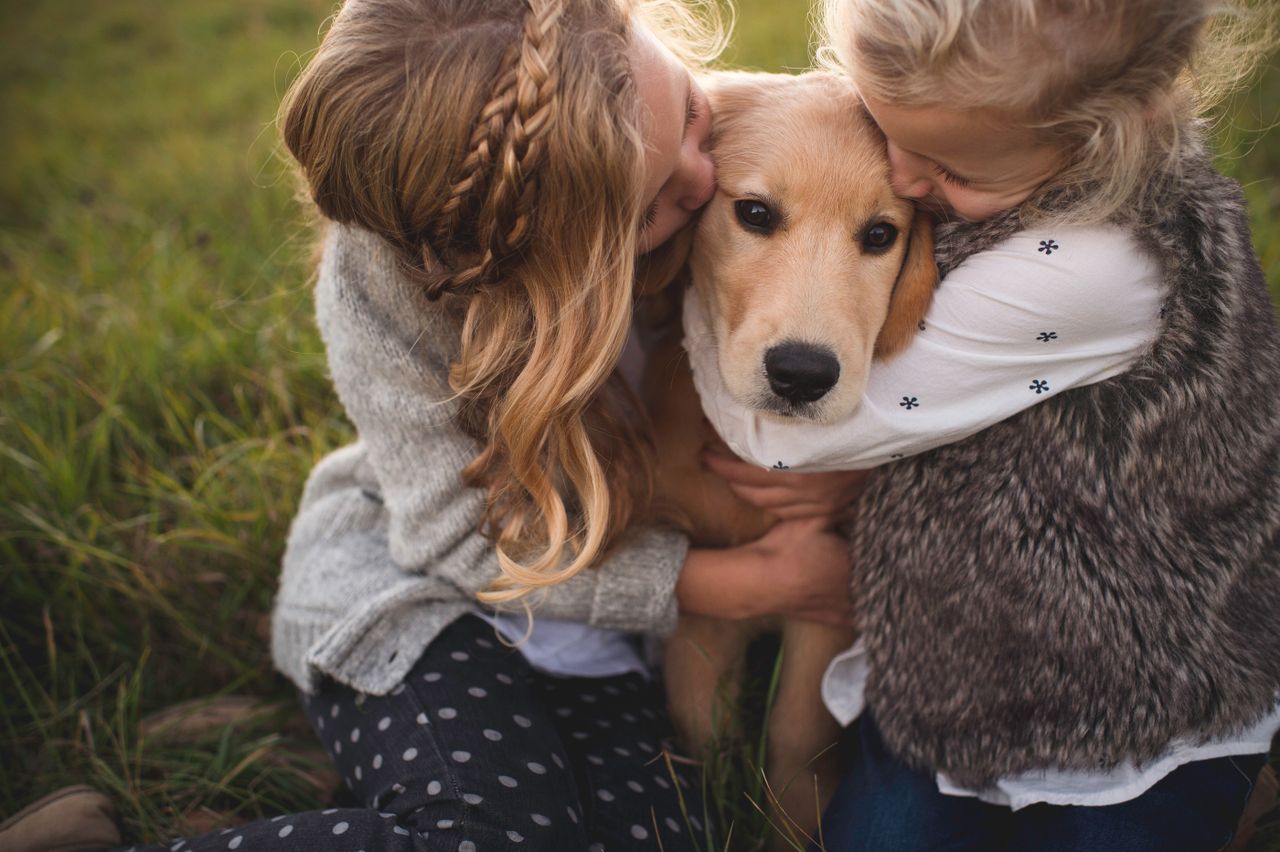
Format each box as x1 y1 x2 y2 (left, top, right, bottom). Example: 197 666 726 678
715 328 873 428
733 376 867 426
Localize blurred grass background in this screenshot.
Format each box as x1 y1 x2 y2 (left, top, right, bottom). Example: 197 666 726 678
1 0 1276 848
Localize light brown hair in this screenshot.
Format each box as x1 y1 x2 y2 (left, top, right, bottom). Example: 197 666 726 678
821 0 1278 224
281 0 722 602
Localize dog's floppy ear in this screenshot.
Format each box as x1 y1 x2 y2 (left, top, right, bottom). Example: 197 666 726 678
701 70 788 139
874 212 937 360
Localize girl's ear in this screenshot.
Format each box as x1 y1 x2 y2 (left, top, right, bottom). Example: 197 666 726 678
874 212 937 360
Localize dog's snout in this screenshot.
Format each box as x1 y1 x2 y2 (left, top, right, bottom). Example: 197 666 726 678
764 342 840 404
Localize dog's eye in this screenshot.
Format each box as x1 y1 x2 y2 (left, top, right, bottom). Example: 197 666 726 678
734 200 775 233
862 222 899 252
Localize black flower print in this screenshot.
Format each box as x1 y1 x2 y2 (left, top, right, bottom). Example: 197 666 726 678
1030 379 1050 394
900 396 920 410
1037 332 1058 342
1038 240 1059 255
917 320 926 332
772 461 790 471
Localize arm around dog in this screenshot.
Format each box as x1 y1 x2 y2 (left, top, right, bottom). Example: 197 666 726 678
685 226 1164 472
677 518 856 625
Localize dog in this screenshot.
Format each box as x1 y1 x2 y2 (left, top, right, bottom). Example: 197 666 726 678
642 71 937 847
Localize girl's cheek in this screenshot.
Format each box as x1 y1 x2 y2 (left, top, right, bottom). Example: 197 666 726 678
952 184 1042 222
949 195 1009 222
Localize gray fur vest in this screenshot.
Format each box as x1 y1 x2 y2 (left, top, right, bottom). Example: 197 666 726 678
853 136 1280 788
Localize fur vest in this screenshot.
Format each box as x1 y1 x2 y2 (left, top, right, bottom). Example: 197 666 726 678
853 134 1280 788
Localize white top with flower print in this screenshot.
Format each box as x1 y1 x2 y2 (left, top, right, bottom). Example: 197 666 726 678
683 227 1164 472
685 225 1280 809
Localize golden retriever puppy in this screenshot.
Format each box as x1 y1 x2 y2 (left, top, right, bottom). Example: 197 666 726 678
643 71 936 848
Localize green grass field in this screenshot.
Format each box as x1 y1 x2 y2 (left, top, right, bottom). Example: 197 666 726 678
2 1 1278 848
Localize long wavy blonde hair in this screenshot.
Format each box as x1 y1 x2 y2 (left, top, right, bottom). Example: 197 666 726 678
821 0 1278 224
281 0 722 603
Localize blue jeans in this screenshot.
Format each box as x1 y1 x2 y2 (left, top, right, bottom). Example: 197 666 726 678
816 714 1267 852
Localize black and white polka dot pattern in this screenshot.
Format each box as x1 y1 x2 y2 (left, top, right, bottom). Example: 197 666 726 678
102 616 701 851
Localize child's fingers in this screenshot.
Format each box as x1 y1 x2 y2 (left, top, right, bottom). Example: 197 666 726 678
762 515 832 539
700 446 788 485
708 450 866 518
767 503 839 521
702 448 870 502
702 448 840 499
724 482 831 518
724 481 798 508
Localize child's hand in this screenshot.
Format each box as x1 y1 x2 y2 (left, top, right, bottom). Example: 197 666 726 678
751 517 856 625
677 517 855 626
701 445 870 521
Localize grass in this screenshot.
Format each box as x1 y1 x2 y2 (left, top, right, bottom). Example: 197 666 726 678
1 0 1278 848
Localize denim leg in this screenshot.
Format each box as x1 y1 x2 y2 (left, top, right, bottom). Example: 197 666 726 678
1006 753 1269 852
813 714 1008 852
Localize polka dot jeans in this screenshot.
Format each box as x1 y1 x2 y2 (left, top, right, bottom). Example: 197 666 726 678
102 616 705 851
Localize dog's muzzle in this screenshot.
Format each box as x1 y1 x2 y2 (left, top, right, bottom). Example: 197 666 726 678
763 341 840 405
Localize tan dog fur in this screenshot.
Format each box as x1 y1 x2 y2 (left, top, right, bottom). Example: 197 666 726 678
643 71 936 848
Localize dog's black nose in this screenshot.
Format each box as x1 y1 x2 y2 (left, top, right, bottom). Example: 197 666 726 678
764 342 840 404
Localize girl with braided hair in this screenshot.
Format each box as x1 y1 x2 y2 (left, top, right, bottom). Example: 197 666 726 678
1 1 867 850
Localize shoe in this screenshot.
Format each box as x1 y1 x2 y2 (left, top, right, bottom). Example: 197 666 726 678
0 785 122 852
1227 763 1278 852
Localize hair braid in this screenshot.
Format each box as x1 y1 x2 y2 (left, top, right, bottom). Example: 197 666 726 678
427 0 564 299
433 61 518 246
483 0 563 258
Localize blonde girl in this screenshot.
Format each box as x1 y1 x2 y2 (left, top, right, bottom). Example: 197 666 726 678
2 0 869 849
688 0 1280 848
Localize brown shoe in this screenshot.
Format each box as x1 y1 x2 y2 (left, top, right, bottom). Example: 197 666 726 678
1227 763 1278 852
0 786 122 852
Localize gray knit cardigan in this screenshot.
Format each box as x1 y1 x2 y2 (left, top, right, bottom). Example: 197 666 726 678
270 225 689 696
855 134 1280 787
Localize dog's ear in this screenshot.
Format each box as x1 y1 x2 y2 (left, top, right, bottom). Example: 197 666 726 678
874 212 937 360
701 70 787 137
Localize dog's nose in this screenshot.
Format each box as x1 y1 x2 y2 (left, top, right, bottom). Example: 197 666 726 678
764 342 840 404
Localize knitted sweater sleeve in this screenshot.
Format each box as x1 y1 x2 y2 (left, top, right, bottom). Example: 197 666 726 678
685 226 1165 471
315 225 687 635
